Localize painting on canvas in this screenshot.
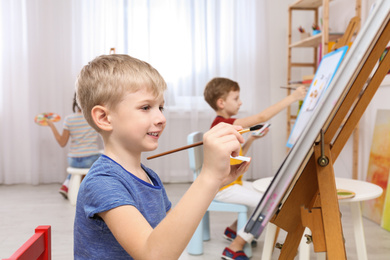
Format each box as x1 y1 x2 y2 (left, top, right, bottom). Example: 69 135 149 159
362 109 390 231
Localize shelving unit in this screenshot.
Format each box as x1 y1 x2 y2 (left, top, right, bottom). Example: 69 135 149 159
286 0 361 178
289 32 343 48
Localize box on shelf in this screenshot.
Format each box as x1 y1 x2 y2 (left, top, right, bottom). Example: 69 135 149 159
300 32 310 40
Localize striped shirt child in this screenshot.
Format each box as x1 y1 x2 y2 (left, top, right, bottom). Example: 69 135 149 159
63 113 99 158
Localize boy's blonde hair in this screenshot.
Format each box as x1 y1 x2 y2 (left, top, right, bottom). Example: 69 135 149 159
203 77 240 111
76 54 167 132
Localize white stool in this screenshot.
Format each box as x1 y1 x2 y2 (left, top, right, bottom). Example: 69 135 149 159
253 177 383 260
67 167 90 206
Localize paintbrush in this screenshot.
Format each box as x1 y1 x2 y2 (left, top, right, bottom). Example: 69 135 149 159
147 124 265 160
280 86 296 90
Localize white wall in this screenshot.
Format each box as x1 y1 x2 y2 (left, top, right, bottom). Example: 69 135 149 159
266 0 314 171
266 0 292 171
266 0 382 180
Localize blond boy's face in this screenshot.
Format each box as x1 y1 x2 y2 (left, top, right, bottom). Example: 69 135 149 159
221 90 242 117
109 88 166 153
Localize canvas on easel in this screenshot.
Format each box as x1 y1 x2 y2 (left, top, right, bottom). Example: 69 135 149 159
245 0 390 258
287 46 349 148
362 109 390 231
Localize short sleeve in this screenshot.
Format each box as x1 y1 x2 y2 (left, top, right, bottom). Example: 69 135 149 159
82 174 136 219
63 115 71 130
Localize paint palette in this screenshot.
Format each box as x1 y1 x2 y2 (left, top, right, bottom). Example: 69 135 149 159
230 155 251 162
251 123 271 136
337 189 356 200
34 112 61 126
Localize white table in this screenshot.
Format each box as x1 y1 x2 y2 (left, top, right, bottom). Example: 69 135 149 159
253 177 383 260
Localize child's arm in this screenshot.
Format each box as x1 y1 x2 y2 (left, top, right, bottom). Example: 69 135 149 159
99 123 250 259
45 119 70 147
234 86 307 128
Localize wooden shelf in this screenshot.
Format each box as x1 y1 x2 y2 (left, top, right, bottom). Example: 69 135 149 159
290 32 344 48
290 0 333 9
290 62 316 67
286 0 362 177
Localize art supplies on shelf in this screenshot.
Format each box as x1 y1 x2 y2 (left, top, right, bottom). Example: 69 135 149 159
312 23 321 35
299 25 310 40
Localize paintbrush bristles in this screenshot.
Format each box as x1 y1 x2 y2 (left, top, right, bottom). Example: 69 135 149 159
249 124 264 131
238 124 264 134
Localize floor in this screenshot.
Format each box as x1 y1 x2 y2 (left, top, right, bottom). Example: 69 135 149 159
1 183 390 259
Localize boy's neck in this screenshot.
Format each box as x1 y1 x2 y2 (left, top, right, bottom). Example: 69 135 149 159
103 140 143 173
216 110 231 119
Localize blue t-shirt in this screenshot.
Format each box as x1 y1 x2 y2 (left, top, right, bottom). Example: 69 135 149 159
74 155 172 259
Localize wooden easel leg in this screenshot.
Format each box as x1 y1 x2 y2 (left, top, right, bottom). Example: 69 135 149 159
272 156 320 259
315 144 347 259
279 225 305 259
301 207 326 253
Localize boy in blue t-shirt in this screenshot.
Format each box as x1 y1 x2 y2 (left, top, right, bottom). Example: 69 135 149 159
73 54 250 259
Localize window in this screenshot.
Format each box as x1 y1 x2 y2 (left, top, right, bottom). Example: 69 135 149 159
75 0 261 111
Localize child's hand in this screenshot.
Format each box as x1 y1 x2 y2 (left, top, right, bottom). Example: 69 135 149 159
251 127 269 139
220 161 251 188
292 85 307 101
202 123 245 183
44 118 52 126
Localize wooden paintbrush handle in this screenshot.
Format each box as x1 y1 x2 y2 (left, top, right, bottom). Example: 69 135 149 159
147 141 203 160
146 126 258 160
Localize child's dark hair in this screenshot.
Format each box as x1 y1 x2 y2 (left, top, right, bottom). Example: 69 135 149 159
204 77 240 111
72 93 81 113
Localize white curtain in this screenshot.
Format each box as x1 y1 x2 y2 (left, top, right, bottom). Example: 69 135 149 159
0 0 74 184
0 0 271 184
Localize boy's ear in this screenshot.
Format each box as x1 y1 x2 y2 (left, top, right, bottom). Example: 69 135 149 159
91 105 112 132
216 98 225 110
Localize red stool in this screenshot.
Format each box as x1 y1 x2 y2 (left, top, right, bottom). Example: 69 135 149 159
3 225 51 260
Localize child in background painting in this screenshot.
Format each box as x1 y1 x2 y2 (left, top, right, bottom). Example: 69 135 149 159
45 93 101 199
204 77 306 260
73 54 251 259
